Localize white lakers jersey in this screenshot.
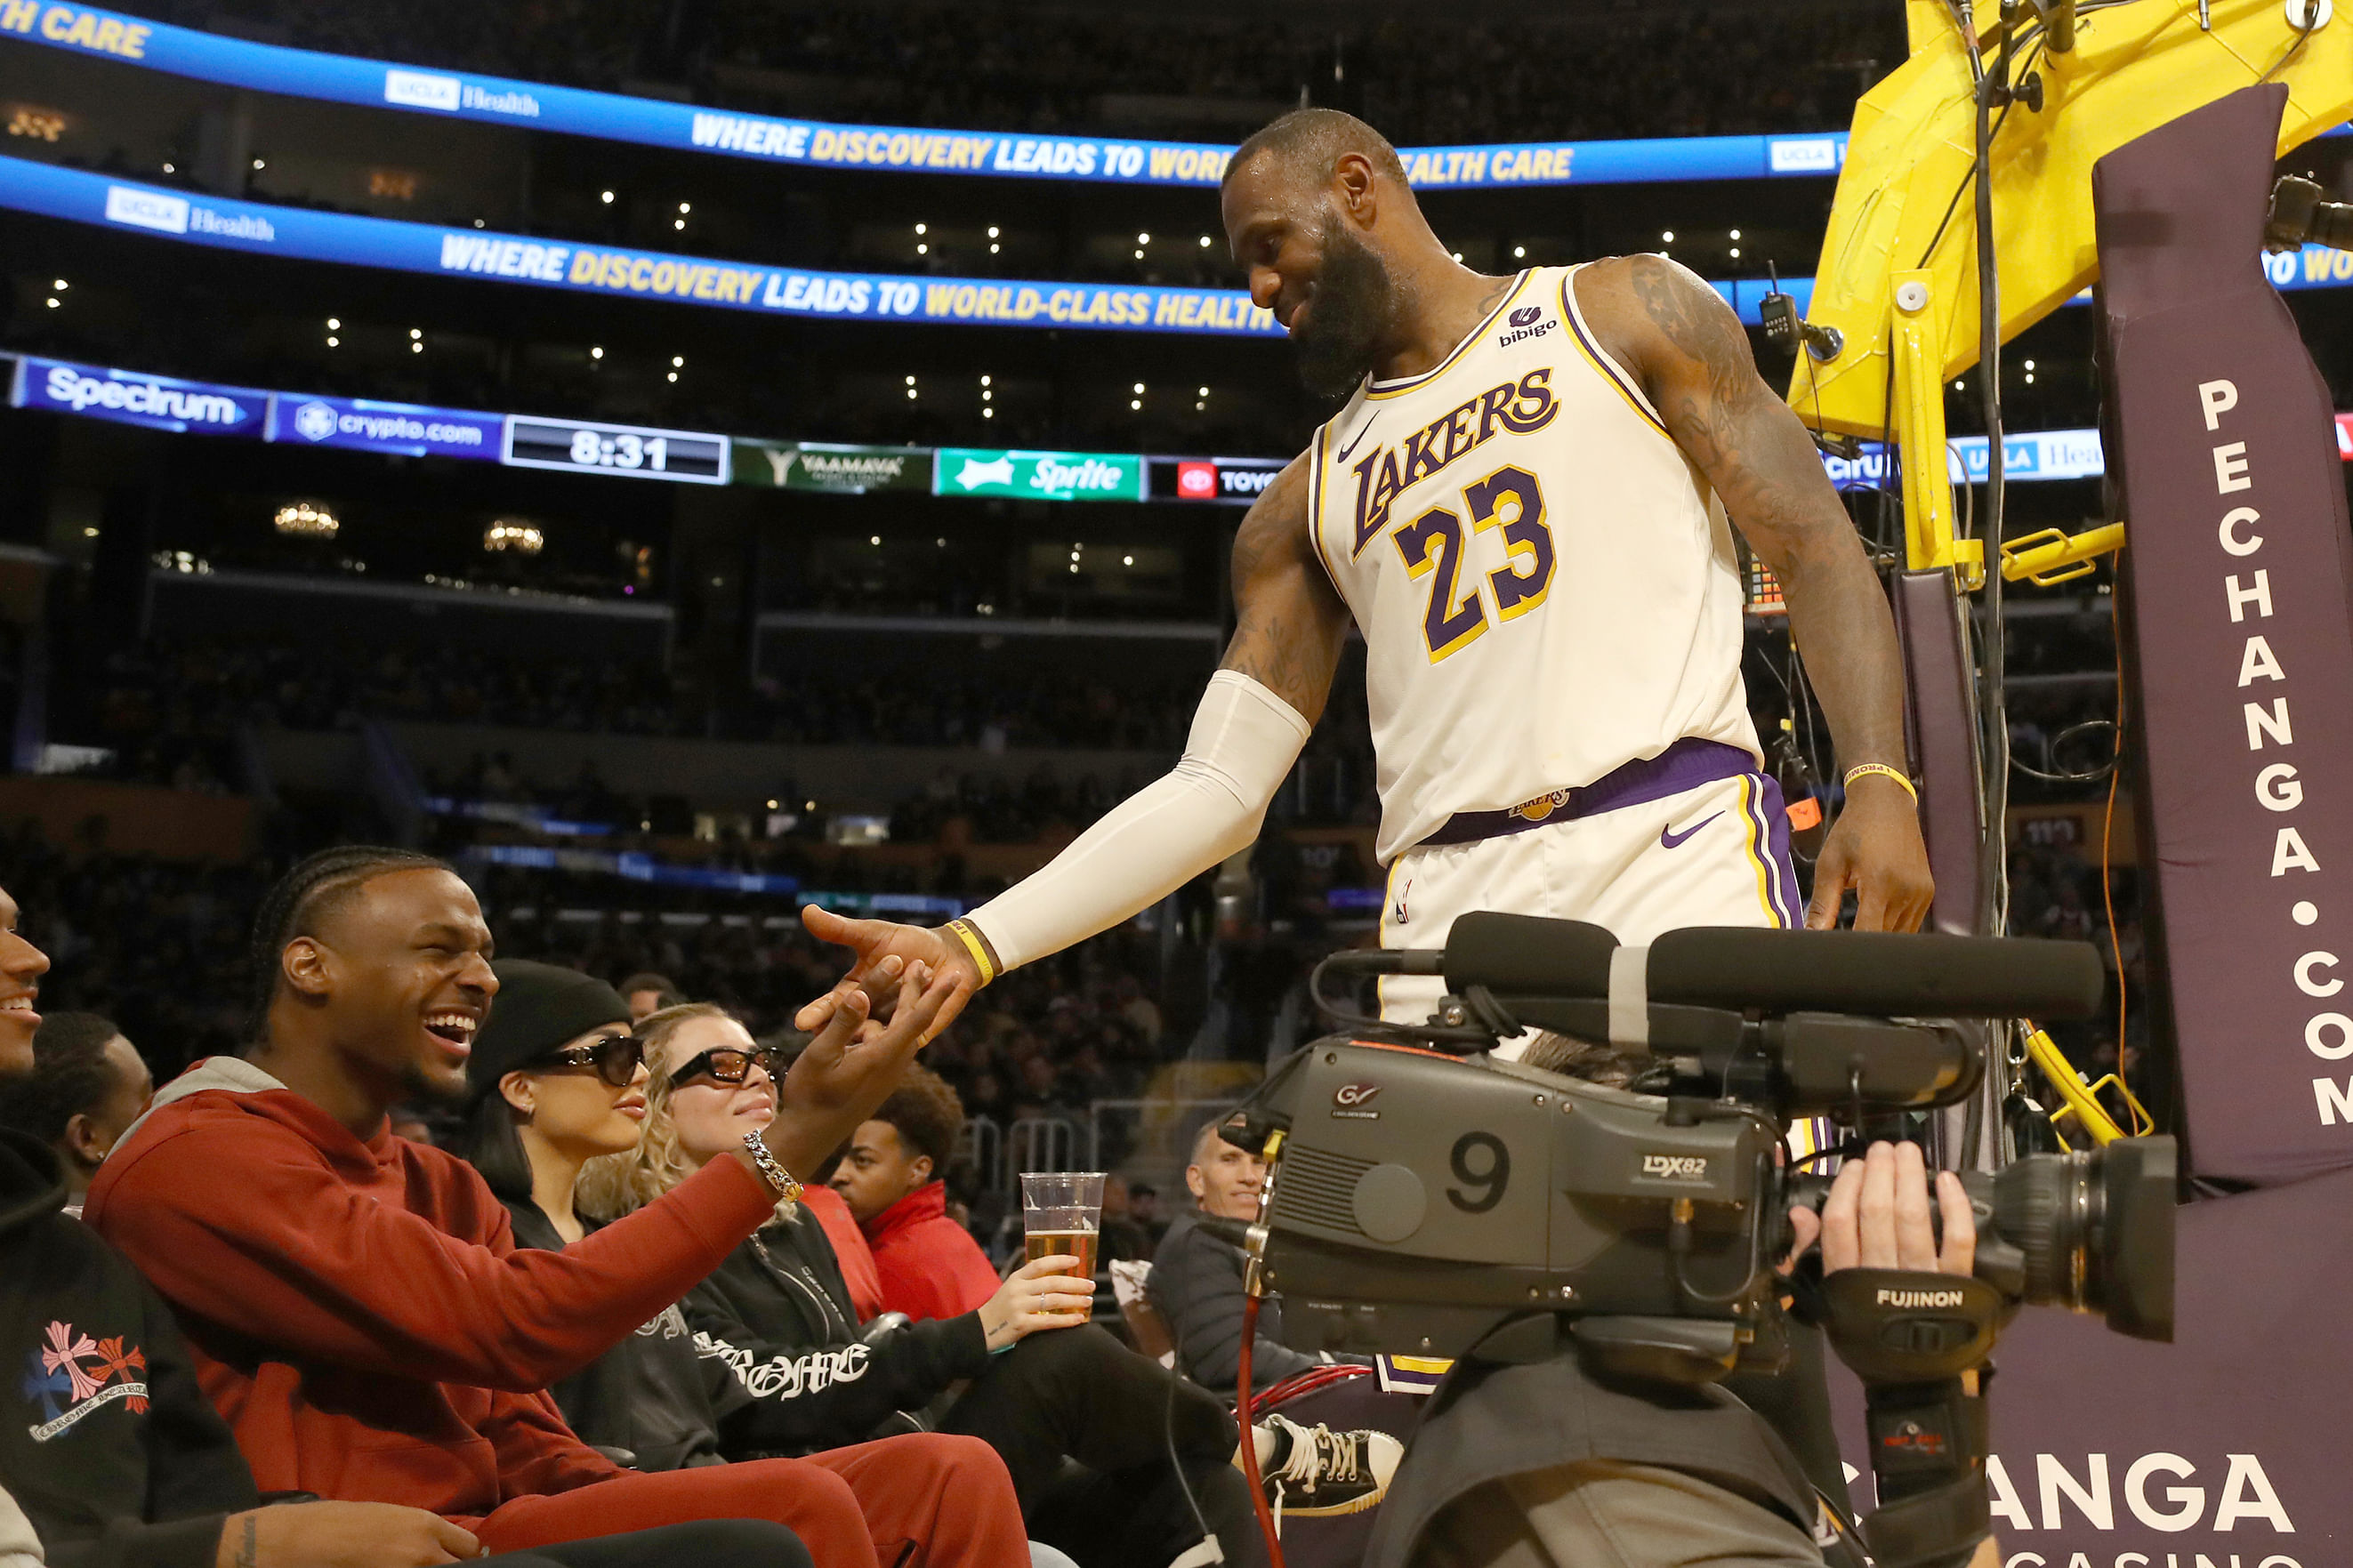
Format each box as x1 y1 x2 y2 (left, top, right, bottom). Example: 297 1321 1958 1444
1305 263 1760 863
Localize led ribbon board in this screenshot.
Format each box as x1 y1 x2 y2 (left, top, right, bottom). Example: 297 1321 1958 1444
0 0 1870 189
0 158 1283 336
22 351 2298 495
23 151 2353 336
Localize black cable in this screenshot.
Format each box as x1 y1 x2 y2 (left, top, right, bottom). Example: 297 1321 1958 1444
1972 16 2012 943
2011 717 2120 784
1161 1310 1223 1559
1915 32 2047 272
2260 0 2323 83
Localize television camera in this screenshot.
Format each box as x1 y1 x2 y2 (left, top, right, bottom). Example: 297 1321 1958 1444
1205 913 2176 1568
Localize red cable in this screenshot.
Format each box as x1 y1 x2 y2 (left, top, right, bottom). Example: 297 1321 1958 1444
1236 1294 1288 1568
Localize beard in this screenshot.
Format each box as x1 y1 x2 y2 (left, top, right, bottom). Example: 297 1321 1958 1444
1292 221 1399 401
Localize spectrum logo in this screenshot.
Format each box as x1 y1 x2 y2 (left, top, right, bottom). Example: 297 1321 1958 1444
1176 461 1217 499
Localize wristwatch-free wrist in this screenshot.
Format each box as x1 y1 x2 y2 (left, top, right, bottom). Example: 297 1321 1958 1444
740 1129 803 1202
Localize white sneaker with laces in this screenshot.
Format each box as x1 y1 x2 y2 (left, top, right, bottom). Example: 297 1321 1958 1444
1250 1411 1404 1529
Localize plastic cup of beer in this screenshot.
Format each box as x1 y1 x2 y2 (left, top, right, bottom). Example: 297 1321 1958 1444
1020 1170 1104 1315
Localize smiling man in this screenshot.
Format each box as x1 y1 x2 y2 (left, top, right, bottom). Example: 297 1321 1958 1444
802 107 1927 1046
86 847 1028 1568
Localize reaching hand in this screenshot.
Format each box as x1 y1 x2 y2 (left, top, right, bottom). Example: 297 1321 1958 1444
1807 775 1934 932
216 1502 481 1568
795 905 980 1043
976 1256 1097 1350
1805 1139 1976 1277
762 960 959 1177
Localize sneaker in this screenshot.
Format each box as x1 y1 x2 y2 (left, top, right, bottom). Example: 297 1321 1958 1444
1250 1411 1403 1523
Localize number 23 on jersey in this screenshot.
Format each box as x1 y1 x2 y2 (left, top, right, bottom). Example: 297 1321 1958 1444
1394 465 1556 663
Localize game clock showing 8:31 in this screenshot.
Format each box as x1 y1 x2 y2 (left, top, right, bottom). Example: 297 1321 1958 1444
503 416 731 484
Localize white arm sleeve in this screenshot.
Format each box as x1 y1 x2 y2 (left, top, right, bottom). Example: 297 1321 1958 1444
965 669 1312 973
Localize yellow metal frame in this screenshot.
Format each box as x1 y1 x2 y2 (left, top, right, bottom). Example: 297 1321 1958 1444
1791 0 2353 576
2000 520 2126 583
2022 1025 2155 1146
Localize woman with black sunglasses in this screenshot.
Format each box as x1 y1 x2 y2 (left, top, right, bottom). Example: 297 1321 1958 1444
452 959 1041 1566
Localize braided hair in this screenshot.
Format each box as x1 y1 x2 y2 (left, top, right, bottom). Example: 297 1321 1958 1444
245 846 453 1038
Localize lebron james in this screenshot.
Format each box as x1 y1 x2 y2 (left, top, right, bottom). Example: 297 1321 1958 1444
800 108 1955 1568
802 107 1930 1025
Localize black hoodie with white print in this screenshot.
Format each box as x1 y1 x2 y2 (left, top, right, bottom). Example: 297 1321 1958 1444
0 1127 258 1568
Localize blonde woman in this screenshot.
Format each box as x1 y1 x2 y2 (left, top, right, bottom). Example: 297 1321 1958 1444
447 959 1028 1567
592 1002 1265 1568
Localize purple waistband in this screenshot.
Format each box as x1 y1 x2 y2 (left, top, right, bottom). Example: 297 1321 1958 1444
1414 737 1761 850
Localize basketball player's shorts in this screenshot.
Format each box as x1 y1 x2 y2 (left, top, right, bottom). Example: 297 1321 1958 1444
1377 737 1803 1026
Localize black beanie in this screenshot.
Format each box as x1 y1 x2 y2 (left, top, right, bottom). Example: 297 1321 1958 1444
465 960 632 1103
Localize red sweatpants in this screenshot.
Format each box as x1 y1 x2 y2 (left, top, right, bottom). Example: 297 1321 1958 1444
466 1435 1028 1568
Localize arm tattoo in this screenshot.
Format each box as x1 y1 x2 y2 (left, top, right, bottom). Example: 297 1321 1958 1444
237 1515 258 1568
1621 254 1824 552
1220 458 1344 720
1608 255 1911 772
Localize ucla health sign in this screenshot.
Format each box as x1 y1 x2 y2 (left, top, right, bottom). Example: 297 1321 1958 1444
1821 429 2109 488
270 395 501 459
9 355 266 436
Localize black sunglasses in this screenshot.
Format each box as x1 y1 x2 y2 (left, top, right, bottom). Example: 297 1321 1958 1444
528 1033 645 1089
669 1044 786 1089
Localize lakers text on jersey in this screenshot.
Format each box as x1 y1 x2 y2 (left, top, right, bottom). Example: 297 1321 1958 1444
1306 262 1761 865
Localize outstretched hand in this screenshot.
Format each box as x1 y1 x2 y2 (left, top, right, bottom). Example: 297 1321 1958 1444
1807 776 1934 932
795 905 981 1044
761 957 959 1177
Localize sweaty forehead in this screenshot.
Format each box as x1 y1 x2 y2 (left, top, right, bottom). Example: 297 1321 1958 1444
1222 154 1322 229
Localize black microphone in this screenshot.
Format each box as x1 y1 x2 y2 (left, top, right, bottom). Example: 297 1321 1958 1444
1440 912 2104 1020
1439 913 1618 996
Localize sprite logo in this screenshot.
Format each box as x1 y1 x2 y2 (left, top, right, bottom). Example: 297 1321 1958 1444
935 448 1144 503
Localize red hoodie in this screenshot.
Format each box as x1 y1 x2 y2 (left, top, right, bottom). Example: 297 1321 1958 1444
802 1183 887 1321
85 1058 777 1520
858 1181 1001 1322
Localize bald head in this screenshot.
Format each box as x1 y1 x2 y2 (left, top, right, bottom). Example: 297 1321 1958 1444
1226 108 1410 196
1221 109 1451 398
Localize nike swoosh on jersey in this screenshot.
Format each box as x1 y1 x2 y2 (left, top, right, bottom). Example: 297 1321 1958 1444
1333 414 1376 463
1659 812 1723 849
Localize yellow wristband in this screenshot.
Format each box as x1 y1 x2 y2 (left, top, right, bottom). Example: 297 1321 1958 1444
945 918 998 986
1843 762 1920 802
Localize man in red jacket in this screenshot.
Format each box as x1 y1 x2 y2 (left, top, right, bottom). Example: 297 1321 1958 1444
830 1066 1002 1321
88 847 1028 1568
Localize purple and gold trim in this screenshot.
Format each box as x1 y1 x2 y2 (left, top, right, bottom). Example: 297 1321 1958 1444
1559 266 1673 442
1305 421 1342 594
1363 270 1536 401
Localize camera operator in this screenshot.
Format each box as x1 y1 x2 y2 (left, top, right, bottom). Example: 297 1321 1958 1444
1377 1037 1981 1568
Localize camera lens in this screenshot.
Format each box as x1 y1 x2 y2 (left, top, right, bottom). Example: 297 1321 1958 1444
1987 1137 2174 1341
